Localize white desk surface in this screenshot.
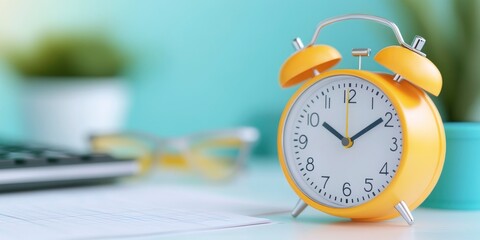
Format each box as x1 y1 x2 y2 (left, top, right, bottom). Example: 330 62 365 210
123 158 479 240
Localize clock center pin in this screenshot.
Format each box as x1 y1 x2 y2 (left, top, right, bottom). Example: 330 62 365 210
342 137 353 148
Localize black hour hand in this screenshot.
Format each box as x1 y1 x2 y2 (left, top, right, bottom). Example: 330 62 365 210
322 122 344 141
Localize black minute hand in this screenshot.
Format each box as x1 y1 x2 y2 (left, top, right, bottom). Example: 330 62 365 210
350 118 384 142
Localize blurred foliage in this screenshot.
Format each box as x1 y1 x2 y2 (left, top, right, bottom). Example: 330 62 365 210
5 32 128 79
396 0 480 121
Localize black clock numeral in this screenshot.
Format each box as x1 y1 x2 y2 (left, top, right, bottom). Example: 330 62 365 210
364 178 373 192
306 157 314 171
379 162 389 175
343 89 357 104
321 176 330 189
342 182 352 196
384 112 394 127
324 95 331 109
371 97 374 110
298 135 308 149
390 137 398 151
307 112 320 127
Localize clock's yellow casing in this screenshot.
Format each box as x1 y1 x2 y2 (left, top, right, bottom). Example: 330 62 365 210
278 69 446 221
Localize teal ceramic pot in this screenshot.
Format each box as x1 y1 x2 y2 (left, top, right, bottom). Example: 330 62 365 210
422 122 480 209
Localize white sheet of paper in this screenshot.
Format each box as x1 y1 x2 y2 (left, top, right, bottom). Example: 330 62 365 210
0 184 283 240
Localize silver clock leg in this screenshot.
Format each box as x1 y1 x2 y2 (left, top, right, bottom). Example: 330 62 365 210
291 199 308 218
395 201 415 225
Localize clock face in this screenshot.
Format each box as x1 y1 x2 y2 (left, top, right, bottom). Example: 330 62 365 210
282 75 403 208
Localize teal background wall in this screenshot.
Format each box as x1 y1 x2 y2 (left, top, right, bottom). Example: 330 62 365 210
0 0 418 156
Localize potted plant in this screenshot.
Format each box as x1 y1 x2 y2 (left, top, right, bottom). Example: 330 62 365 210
5 32 130 151
396 1 480 209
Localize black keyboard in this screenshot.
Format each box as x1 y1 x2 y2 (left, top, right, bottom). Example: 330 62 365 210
0 143 139 191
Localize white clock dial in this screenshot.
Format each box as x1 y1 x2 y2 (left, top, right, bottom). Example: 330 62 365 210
283 75 403 208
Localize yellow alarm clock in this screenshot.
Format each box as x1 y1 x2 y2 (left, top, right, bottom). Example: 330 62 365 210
277 14 445 225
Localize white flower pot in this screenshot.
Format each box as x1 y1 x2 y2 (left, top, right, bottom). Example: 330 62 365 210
21 78 129 152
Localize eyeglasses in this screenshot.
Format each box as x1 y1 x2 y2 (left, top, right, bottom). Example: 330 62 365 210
89 127 260 180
